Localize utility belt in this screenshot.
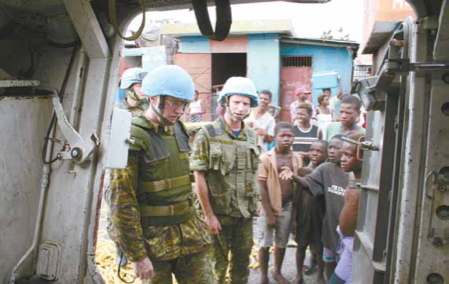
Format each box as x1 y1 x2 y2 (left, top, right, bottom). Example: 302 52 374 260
139 200 193 217
138 175 191 193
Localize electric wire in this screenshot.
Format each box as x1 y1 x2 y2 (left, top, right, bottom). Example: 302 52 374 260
109 0 146 41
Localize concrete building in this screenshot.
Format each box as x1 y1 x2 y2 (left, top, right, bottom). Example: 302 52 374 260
162 20 359 121
360 0 415 72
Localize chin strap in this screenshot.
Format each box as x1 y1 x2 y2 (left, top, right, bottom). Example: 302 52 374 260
150 103 175 126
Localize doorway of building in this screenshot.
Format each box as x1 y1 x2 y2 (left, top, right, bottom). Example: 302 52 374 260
280 56 313 122
212 53 247 85
211 53 247 120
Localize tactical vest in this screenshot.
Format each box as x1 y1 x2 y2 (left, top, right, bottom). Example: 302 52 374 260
130 117 194 227
202 119 260 218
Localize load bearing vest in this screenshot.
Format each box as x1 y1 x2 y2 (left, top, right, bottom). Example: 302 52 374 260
131 117 194 227
202 119 260 218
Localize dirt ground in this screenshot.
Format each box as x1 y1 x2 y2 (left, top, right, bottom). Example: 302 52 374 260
97 203 321 284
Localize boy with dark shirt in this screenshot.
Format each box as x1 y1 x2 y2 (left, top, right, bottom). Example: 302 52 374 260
292 140 328 284
328 134 364 284
293 103 321 155
280 135 348 281
258 122 303 284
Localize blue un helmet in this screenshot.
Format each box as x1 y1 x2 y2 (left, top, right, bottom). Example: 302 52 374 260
218 77 259 108
119 67 148 89
141 65 195 103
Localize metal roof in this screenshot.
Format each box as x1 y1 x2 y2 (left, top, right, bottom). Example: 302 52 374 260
280 36 359 48
161 20 294 37
361 21 401 54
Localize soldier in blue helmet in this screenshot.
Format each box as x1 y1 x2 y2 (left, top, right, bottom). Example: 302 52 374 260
108 65 212 283
117 67 149 116
106 67 149 268
190 77 261 284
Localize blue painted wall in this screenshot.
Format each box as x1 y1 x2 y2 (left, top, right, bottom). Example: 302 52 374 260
248 34 281 106
280 43 353 104
179 36 210 53
177 35 353 107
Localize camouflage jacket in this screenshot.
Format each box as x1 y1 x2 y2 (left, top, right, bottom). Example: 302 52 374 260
108 118 211 262
190 117 260 218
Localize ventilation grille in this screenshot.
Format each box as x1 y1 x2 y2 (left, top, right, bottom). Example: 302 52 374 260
282 56 313 67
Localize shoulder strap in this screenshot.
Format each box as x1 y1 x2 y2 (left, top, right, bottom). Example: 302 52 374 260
202 120 224 138
174 121 190 152
129 123 151 152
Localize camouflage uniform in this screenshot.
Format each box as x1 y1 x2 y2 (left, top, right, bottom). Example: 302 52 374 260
108 117 212 283
104 92 147 264
190 117 260 284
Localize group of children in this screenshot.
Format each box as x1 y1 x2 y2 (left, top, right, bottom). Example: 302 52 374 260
256 121 363 284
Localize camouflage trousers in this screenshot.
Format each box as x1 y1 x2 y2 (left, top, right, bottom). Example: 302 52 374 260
211 216 253 284
147 250 213 284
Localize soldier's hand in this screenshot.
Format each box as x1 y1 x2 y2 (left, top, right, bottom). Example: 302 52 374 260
133 257 154 279
205 214 222 235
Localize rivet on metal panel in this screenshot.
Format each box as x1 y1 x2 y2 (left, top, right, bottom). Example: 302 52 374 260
71 147 81 158
436 206 449 220
441 102 449 116
432 237 443 247
439 167 449 179
441 72 449 84
426 273 444 284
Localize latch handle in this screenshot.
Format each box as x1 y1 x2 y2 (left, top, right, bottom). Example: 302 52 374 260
52 95 99 163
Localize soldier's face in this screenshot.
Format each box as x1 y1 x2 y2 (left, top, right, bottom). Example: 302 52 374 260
227 95 251 121
150 96 188 123
132 83 146 100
